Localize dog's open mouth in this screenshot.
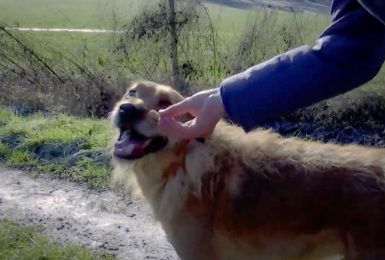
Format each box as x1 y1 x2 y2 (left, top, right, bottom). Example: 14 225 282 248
114 128 168 160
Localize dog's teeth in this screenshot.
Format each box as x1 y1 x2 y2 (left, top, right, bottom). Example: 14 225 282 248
148 110 160 122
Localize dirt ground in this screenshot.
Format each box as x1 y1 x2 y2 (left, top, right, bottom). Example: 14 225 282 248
0 166 179 260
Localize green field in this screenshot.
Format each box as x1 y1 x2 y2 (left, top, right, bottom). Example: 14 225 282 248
0 0 283 31
0 0 154 28
0 0 329 43
0 0 329 56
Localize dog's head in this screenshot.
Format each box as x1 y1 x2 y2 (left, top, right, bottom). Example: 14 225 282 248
111 81 184 160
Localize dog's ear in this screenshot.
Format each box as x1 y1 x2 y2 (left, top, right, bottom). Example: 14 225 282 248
134 81 156 95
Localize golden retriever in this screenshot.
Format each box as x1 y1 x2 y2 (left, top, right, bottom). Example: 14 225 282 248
111 80 385 260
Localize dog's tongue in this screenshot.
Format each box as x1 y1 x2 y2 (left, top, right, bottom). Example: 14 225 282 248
114 131 147 159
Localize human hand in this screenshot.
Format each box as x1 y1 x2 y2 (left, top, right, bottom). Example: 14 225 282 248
158 88 225 139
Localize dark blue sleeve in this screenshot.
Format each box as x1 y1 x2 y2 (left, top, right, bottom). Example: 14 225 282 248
220 0 385 132
357 0 385 25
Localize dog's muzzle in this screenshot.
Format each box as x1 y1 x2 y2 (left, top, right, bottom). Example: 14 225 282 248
117 103 146 130
114 104 168 160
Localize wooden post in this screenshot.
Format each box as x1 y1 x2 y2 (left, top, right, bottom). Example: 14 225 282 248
167 0 182 90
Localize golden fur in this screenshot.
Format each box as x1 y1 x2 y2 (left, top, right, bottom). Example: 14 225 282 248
111 81 385 260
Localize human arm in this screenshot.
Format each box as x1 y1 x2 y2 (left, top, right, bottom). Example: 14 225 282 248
221 0 385 131
357 0 385 25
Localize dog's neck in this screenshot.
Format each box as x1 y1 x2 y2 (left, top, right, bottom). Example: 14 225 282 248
133 137 224 221
132 140 193 206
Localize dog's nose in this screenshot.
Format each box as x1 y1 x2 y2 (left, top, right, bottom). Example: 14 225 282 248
118 103 146 126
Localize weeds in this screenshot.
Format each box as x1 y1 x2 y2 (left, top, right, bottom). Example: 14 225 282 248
7 150 38 168
0 25 125 117
0 107 113 188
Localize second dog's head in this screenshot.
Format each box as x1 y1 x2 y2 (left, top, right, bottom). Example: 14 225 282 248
111 81 185 160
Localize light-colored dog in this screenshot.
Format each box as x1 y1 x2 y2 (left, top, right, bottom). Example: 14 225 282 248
111 80 385 260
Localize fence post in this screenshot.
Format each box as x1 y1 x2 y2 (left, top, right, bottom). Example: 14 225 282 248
167 0 182 90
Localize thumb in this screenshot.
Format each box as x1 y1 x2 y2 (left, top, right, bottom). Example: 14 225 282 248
159 99 192 118
190 94 224 137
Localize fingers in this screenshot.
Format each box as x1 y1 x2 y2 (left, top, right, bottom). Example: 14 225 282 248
158 98 193 118
159 92 224 139
159 88 219 118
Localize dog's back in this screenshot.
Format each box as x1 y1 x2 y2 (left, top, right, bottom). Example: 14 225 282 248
206 123 385 259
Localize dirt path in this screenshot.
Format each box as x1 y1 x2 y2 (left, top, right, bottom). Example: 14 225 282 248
0 166 178 260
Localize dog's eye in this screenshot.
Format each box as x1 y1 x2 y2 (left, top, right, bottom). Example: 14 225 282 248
126 89 136 98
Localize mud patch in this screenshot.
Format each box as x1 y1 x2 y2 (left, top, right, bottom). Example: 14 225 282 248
0 166 178 260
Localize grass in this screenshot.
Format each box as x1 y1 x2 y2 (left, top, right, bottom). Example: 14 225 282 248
0 107 114 188
205 3 329 45
0 219 114 260
0 0 154 29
